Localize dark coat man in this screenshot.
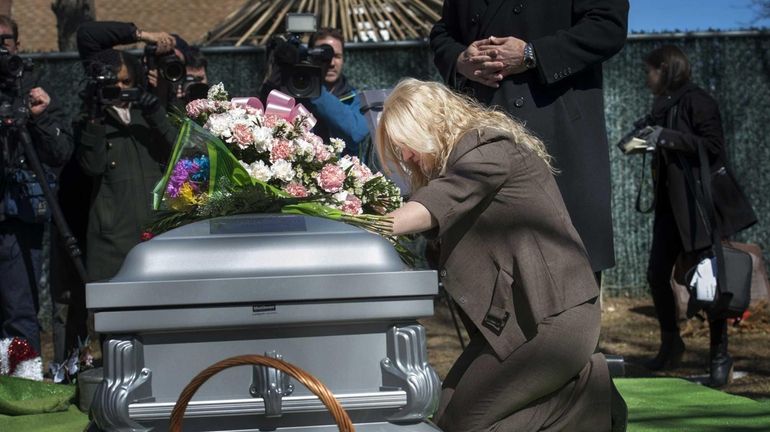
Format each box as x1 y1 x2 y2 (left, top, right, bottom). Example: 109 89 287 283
430 0 629 272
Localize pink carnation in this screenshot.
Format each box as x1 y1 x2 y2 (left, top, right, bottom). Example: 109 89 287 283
317 164 346 193
270 139 294 162
284 182 309 198
313 143 332 162
186 99 208 118
341 194 363 215
231 123 253 149
263 114 283 128
351 157 373 182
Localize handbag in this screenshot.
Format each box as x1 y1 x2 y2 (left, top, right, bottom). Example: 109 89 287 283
682 243 752 319
677 142 752 319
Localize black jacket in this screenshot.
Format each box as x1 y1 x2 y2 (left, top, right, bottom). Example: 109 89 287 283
651 83 756 251
0 72 73 223
430 0 629 272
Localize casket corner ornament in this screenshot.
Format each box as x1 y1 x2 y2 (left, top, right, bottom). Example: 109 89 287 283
380 325 441 422
91 339 153 432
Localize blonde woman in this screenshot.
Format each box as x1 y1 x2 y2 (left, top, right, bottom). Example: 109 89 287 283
379 79 626 431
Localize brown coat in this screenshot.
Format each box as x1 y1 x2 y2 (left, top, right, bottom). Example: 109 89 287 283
410 129 599 360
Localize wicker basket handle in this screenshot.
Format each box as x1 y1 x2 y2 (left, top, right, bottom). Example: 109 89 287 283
169 354 355 431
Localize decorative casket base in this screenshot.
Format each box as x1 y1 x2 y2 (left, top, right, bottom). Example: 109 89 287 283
86 215 441 431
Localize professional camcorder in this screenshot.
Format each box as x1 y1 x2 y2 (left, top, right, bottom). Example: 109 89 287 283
144 43 185 83
85 62 141 106
0 40 32 90
181 74 209 102
266 13 333 99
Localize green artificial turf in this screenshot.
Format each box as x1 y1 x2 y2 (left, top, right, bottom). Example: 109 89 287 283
616 378 770 432
2 375 770 431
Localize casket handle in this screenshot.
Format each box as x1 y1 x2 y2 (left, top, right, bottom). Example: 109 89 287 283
169 354 355 431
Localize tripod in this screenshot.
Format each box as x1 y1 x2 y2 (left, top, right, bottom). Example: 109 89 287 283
1 94 88 284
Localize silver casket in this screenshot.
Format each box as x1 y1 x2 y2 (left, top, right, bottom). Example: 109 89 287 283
86 214 441 431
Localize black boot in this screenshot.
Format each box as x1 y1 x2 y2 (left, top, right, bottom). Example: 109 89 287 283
610 379 628 432
644 331 685 371
708 319 733 388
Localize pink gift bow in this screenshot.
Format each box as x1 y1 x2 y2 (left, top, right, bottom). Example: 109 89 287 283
231 90 317 129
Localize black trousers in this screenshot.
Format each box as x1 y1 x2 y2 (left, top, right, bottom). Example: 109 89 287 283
647 204 682 333
648 201 728 351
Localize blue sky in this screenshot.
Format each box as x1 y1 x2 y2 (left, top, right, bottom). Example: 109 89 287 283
629 0 770 32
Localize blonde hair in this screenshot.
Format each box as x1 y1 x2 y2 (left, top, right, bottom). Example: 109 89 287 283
375 78 551 190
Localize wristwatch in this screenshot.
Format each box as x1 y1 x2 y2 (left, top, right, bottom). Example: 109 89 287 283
523 43 537 69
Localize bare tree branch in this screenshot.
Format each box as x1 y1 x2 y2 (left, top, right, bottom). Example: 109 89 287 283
750 0 770 21
51 0 95 52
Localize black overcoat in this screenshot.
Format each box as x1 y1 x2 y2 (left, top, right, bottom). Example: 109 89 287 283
430 0 629 271
651 83 756 251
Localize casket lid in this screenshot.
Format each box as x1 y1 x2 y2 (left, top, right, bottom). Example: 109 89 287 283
87 214 436 309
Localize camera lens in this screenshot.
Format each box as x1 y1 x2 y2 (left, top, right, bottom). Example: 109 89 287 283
161 59 185 82
0 54 23 78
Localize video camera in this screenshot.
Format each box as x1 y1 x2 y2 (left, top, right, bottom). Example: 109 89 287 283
84 62 141 106
266 13 333 99
181 74 209 102
0 40 32 91
144 43 185 83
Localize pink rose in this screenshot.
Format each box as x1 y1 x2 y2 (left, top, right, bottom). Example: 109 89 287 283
270 139 294 162
231 123 253 149
284 182 309 198
341 194 363 215
317 164 345 193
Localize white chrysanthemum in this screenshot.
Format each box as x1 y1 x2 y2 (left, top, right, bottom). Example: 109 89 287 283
271 159 296 183
329 137 346 154
245 160 273 182
333 190 349 203
252 126 274 152
207 82 229 101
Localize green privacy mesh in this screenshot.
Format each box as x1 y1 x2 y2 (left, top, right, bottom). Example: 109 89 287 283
26 33 770 296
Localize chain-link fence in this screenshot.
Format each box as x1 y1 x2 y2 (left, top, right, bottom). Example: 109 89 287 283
26 31 770 300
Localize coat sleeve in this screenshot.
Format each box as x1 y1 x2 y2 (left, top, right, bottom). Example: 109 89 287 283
26 91 73 169
409 140 510 238
77 21 138 62
658 93 724 156
429 0 468 89
531 0 629 85
308 87 369 157
76 119 109 176
144 108 179 151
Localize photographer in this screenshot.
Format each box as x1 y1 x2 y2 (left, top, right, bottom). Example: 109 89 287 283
0 15 73 358
305 28 368 157
75 21 178 282
177 46 210 104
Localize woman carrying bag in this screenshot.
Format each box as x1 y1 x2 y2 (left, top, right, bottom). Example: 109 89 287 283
640 45 756 387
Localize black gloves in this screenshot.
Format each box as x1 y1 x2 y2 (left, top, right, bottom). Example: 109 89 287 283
634 125 663 150
135 91 161 115
618 125 662 155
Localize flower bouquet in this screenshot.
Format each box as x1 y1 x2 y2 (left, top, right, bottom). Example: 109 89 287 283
148 84 411 262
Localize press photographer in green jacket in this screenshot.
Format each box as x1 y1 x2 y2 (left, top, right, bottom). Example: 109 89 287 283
76 22 179 281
